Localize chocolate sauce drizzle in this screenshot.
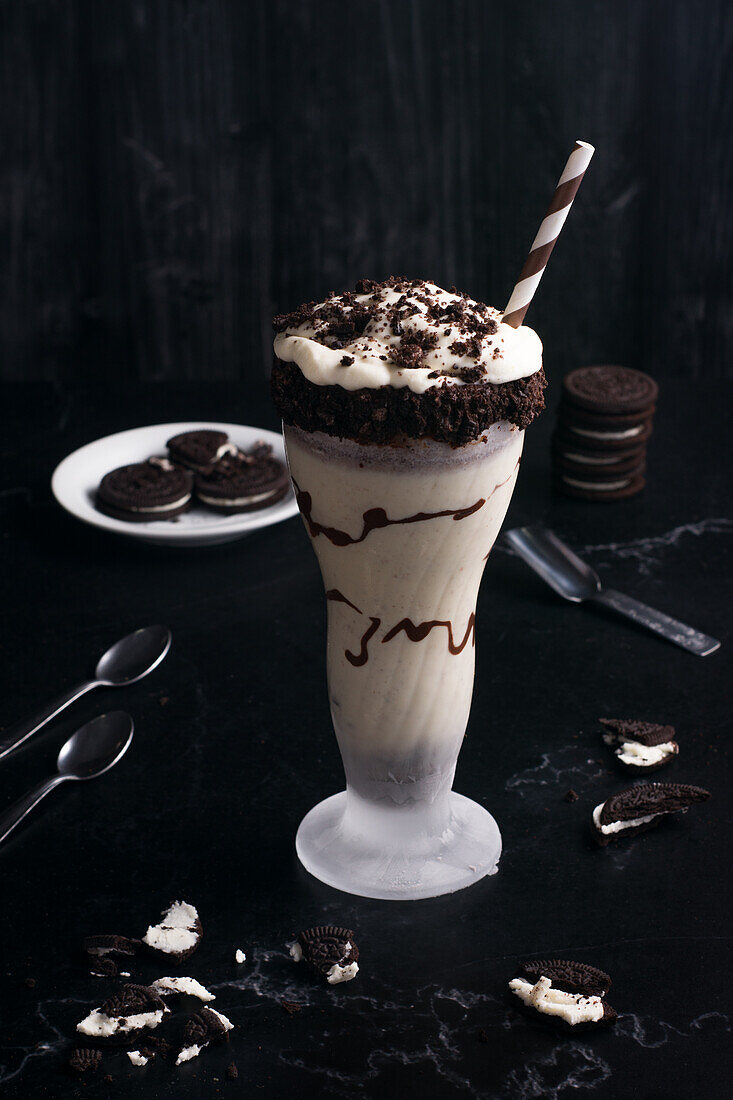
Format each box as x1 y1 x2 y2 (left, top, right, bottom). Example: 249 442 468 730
326 590 474 664
381 614 475 654
293 479 485 547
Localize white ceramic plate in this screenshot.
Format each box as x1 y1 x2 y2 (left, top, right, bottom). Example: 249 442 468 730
51 421 298 546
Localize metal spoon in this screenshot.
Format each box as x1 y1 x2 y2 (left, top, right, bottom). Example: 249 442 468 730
0 711 134 848
504 525 720 657
0 625 170 762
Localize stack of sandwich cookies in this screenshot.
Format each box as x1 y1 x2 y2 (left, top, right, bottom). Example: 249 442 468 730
553 365 657 500
508 959 616 1030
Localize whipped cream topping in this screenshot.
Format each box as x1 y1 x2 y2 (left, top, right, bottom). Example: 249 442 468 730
593 801 659 835
509 976 604 1025
616 740 677 767
274 280 542 393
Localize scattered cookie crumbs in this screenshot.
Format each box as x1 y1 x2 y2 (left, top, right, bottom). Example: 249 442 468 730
477 1028 490 1044
227 1062 239 1079
563 789 579 803
281 999 301 1016
24 977 36 989
127 1051 148 1067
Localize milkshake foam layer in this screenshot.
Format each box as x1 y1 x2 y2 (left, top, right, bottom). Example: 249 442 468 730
284 422 523 802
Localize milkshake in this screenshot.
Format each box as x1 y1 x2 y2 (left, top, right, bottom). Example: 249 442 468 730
272 277 545 899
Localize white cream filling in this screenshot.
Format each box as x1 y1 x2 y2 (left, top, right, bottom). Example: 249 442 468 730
197 488 277 507
176 1043 202 1065
127 1050 148 1066
571 425 643 440
616 740 677 767
562 451 621 466
235 949 246 964
143 900 199 956
77 1007 166 1038
327 961 359 985
289 942 303 962
208 1007 234 1031
509 976 604 1025
274 282 542 392
593 801 660 835
152 976 215 1002
128 493 191 514
563 476 630 491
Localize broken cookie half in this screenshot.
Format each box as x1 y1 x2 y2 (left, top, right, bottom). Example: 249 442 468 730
175 1006 234 1065
592 782 710 845
290 926 359 985
509 959 616 1030
76 984 168 1041
600 718 679 773
142 900 202 963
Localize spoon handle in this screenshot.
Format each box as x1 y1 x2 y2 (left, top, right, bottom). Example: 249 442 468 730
0 774 67 847
591 589 720 657
0 681 99 762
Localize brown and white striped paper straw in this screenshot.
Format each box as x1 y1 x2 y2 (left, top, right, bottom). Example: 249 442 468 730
503 140 595 329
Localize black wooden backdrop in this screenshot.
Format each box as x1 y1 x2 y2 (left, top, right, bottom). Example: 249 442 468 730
2 0 732 384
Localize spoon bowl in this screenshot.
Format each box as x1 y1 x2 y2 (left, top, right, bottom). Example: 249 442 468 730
95 625 172 686
57 711 134 779
0 712 134 848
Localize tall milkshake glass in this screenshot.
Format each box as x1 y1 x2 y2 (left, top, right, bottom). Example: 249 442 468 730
272 278 546 899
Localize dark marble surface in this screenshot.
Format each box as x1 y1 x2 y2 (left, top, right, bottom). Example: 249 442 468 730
0 379 731 1097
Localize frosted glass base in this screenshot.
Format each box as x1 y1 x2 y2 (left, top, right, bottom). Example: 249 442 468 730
295 791 502 900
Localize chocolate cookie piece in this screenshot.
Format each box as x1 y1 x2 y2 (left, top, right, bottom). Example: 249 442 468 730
83 934 139 958
167 430 237 471
592 782 710 846
142 900 202 963
90 957 118 978
68 1048 102 1074
562 365 658 415
509 959 616 1031
175 1007 234 1065
97 459 193 523
195 446 289 514
600 718 679 773
290 926 359 984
